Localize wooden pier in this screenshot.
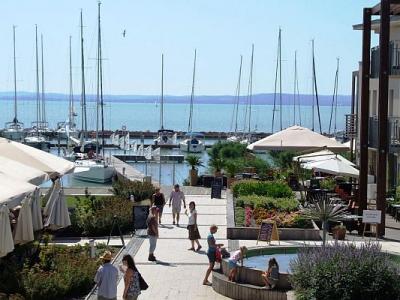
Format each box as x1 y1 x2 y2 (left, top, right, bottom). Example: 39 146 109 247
110 156 159 185
114 154 184 163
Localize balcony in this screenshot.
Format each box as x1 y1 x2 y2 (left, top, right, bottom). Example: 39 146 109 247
369 116 400 152
370 41 400 78
345 114 357 138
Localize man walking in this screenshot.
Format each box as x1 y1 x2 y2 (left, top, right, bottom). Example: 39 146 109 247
169 184 186 226
94 251 119 300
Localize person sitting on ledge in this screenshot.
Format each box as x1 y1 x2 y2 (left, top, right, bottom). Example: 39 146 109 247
262 257 279 290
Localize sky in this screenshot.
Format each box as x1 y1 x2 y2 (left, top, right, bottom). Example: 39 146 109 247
0 0 379 96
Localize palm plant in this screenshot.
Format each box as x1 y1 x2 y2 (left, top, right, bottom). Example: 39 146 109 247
185 155 204 170
301 193 348 246
209 157 225 174
224 160 242 178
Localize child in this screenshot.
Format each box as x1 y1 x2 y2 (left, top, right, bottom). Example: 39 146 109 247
228 246 247 282
262 257 279 289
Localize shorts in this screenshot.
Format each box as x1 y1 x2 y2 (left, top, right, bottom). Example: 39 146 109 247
207 249 216 263
172 206 181 214
156 205 164 215
228 260 238 269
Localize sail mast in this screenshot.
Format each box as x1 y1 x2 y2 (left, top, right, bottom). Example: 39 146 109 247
334 58 339 134
247 44 254 134
272 29 281 133
41 34 46 125
328 57 340 134
279 31 282 131
160 54 164 130
69 36 74 128
98 1 105 158
80 10 87 139
234 55 243 133
293 51 297 125
188 49 196 133
312 40 322 133
12 25 18 124
35 25 40 137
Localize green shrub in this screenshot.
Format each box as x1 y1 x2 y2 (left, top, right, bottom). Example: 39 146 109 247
320 178 336 190
236 195 299 212
232 180 293 198
290 243 400 300
112 178 155 201
269 150 296 169
235 207 245 226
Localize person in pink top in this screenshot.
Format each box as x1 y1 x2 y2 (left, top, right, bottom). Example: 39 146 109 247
228 246 247 282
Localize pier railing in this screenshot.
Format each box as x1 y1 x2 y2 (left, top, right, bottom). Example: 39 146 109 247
371 41 400 78
369 116 400 152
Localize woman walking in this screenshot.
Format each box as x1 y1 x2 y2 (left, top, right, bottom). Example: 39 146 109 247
186 201 202 251
151 187 165 224
147 206 159 262
203 224 223 286
121 255 141 300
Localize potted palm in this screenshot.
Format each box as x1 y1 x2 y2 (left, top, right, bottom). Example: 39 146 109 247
224 160 241 188
332 223 347 240
301 193 348 246
209 157 224 176
185 155 203 186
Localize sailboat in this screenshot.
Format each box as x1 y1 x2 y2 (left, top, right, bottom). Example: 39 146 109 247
24 26 50 151
272 30 282 133
154 54 177 147
57 36 78 140
73 3 116 183
227 55 243 143
311 39 322 134
180 49 205 153
2 26 25 142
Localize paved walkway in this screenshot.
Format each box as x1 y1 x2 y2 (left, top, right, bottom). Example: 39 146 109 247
116 194 229 300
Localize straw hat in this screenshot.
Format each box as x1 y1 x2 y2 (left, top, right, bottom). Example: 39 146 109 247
100 250 112 261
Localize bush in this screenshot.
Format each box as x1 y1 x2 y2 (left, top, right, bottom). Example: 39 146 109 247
252 208 313 228
269 150 296 169
235 207 245 226
236 195 299 212
290 243 400 300
232 180 293 198
112 178 155 202
73 196 133 236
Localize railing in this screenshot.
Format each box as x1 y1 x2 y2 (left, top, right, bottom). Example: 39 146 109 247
371 41 400 78
369 116 400 152
345 114 357 138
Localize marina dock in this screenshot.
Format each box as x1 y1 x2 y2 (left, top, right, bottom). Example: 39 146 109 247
114 154 184 163
110 155 159 185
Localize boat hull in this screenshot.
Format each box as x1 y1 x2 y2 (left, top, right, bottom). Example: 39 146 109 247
2 130 25 141
73 161 116 183
179 140 205 153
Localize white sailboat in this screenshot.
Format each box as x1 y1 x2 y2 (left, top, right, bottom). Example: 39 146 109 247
24 26 50 151
3 26 25 142
154 54 177 147
180 49 205 153
73 4 115 183
227 55 243 143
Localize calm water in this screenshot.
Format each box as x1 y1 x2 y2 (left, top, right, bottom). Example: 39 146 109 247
0 99 350 133
243 253 298 273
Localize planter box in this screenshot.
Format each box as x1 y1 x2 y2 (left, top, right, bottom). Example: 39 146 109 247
227 225 321 241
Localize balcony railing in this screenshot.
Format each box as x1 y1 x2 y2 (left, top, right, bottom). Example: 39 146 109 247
371 41 400 78
345 114 357 138
369 116 400 152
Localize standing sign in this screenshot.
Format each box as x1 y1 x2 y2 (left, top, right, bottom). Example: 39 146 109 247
362 210 381 239
211 182 222 199
257 220 280 245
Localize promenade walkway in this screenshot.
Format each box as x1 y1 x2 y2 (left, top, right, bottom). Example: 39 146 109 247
116 194 229 300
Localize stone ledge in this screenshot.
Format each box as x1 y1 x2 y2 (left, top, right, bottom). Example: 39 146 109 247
227 226 321 240
212 271 288 300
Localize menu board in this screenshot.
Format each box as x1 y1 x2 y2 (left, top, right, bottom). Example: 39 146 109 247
211 183 222 199
257 220 279 244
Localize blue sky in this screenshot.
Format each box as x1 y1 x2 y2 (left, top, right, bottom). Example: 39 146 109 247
0 0 378 96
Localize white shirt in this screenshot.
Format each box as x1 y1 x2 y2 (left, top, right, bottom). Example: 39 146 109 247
94 263 119 299
188 209 197 225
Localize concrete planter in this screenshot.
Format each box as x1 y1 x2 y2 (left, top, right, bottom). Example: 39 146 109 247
189 169 198 186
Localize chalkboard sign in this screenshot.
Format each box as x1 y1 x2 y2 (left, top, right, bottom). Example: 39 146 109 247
211 183 222 199
257 220 280 244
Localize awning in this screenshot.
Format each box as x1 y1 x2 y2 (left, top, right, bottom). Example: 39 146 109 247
301 157 359 178
0 156 49 185
293 150 355 166
0 138 74 177
247 126 349 152
0 174 37 208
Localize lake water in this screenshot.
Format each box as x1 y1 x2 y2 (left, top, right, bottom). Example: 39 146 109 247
243 253 298 273
0 99 350 133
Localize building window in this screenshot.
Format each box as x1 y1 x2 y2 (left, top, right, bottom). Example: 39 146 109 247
371 90 378 116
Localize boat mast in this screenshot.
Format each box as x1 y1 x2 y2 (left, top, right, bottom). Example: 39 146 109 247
293 51 297 125
329 58 340 134
311 40 322 133
41 34 46 126
160 54 164 130
295 51 302 126
69 36 74 128
233 55 243 134
35 25 40 137
188 49 196 133
97 1 105 158
80 10 87 139
272 29 281 133
12 25 18 124
247 44 254 134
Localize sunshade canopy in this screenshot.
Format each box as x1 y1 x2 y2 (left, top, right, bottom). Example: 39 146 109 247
0 156 49 185
302 157 359 178
0 174 37 208
247 126 349 152
293 150 355 166
0 205 14 257
0 138 74 177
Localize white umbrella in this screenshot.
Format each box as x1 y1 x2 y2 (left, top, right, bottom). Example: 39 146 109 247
0 137 74 177
43 179 62 217
44 188 71 229
0 205 14 257
247 125 349 152
293 150 355 166
30 188 43 231
14 196 34 245
302 157 359 178
0 174 37 208
0 156 48 185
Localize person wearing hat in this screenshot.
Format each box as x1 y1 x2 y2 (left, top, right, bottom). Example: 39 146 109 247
94 251 119 300
146 206 159 261
203 224 223 286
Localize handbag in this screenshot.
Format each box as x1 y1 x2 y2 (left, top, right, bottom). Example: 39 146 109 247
138 272 148 290
215 247 222 263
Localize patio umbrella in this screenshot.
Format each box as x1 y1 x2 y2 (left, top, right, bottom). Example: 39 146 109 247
0 156 48 185
14 196 34 245
44 188 71 230
43 179 62 217
302 157 359 178
0 205 14 257
30 188 43 231
0 138 74 177
0 174 37 208
247 126 349 152
293 150 355 166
